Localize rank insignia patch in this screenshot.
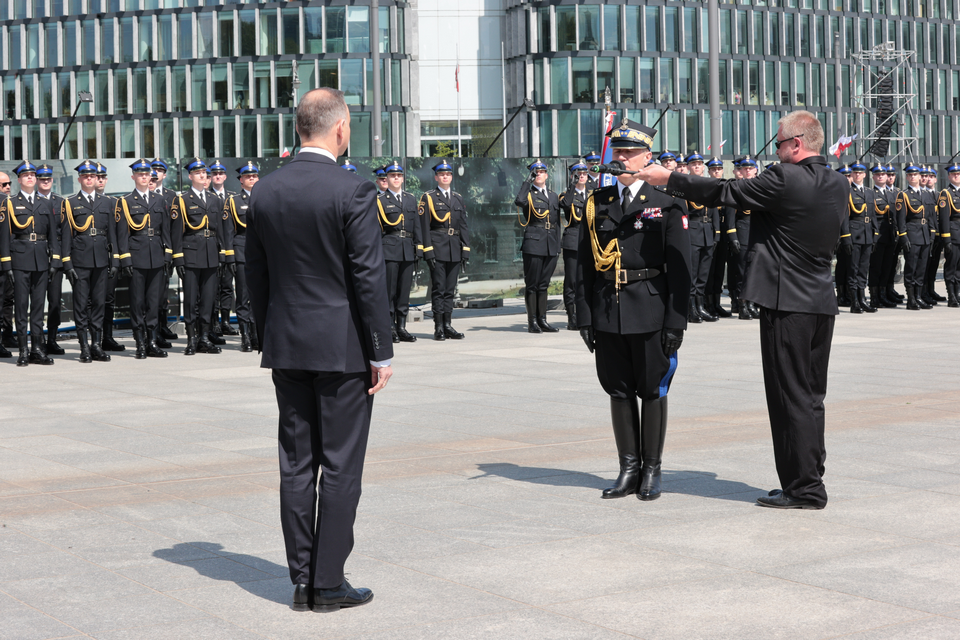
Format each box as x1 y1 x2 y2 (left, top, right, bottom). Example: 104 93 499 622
682 215 689 229
640 208 663 219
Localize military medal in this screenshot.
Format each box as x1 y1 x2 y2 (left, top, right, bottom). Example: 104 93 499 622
634 217 643 230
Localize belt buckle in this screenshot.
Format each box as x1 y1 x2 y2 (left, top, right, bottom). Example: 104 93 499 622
447 228 455 236
616 269 628 285
399 230 406 238
90 228 98 236
28 232 36 241
147 227 155 236
922 218 926 225
865 216 870 223
545 222 551 230
204 229 211 237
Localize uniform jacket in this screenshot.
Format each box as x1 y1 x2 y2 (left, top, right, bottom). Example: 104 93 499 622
686 199 720 248
841 184 877 246
938 185 960 246
666 156 846 315
575 182 691 334
725 205 752 247
418 188 470 263
41 193 65 245
872 186 898 244
170 189 225 269
115 190 171 270
515 181 561 257
0 192 61 272
559 186 587 252
222 190 251 263
924 188 941 240
61 192 117 270
378 190 421 262
895 187 933 247
246 151 393 372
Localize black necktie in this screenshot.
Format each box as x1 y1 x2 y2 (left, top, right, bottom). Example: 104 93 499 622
622 189 633 210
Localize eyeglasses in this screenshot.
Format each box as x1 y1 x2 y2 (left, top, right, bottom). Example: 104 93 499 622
774 134 804 150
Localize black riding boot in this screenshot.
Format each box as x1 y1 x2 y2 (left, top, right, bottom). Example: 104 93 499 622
396 316 417 342
859 288 876 313
949 282 960 308
29 336 54 365
711 294 732 318
46 332 65 355
850 290 863 313
433 314 445 341
240 322 252 352
906 285 920 310
132 328 147 359
443 312 464 339
688 297 703 323
696 294 718 321
566 307 577 331
77 328 92 363
535 292 558 332
738 299 752 320
16 333 28 366
101 305 125 351
390 313 400 343
526 291 541 334
601 397 640 499
90 329 111 362
221 309 238 335
637 396 668 501
147 327 168 357
197 322 222 353
184 322 197 355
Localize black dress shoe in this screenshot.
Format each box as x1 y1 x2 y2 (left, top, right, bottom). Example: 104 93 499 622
292 583 311 612
46 340 65 355
312 579 373 613
756 493 823 509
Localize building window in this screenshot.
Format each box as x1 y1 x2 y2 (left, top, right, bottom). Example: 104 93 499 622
604 5 621 51
212 64 228 110
234 62 249 109
557 110 578 155
682 7 697 52
305 7 323 54
539 110 553 157
347 7 369 53
620 57 636 102
556 7 576 51
342 59 363 105
550 57 569 103
639 58 655 102
580 5 600 50
261 9 278 56
198 12 214 59
253 62 270 109
199 117 215 157
580 109 601 153
679 58 692 104
179 117 194 158
283 8 300 55
625 7 640 52
239 10 256 56
116 69 128 114
221 116 236 157
240 115 257 156
645 6 659 50
192 65 207 111
133 67 147 114
538 7 551 52
597 57 616 100
326 7 345 53
572 58 594 102
319 59 338 90
219 12 234 57
153 67 167 112
660 58 674 103
172 66 187 112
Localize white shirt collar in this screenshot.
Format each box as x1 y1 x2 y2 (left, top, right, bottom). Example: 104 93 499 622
616 180 644 200
136 188 150 199
440 188 450 198
191 187 206 199
213 188 225 197
80 189 96 199
389 189 402 199
299 146 338 162
243 189 251 197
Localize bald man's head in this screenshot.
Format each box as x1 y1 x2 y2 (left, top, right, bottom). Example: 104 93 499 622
296 88 349 146
0 171 10 194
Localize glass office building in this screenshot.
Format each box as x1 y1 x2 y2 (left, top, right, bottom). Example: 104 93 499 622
504 0 960 165
0 0 417 161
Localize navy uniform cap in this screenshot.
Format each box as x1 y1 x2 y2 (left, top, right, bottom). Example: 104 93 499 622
584 151 601 162
851 162 867 172
150 158 168 171
905 164 921 173
150 169 159 179
385 161 404 174
569 162 588 173
96 163 108 177
185 157 206 172
685 151 704 163
740 156 758 168
527 159 548 172
340 160 357 172
676 155 688 165
885 164 896 173
657 151 677 162
238 161 260 176
35 163 53 177
607 118 656 150
13 160 37 176
706 157 723 168
923 165 936 175
947 164 960 173
432 160 454 173
75 160 99 175
838 164 852 175
208 160 227 173
373 166 387 177
130 158 151 173
732 157 743 167
870 163 885 173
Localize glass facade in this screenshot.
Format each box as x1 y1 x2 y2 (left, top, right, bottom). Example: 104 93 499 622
0 1 414 160
509 0 960 165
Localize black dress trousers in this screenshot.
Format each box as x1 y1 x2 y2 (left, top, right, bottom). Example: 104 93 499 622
594 330 677 402
14 270 48 338
758 307 833 508
562 248 578 310
690 244 716 296
1 275 14 332
72 267 108 332
233 261 252 323
46 270 63 335
274 369 373 589
430 260 460 315
522 253 559 295
129 267 164 332
183 267 218 325
385 260 415 320
846 245 873 290
903 244 931 287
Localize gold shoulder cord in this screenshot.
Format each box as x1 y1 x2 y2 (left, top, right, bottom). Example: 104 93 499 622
940 189 960 214
687 200 705 211
565 202 581 228
875 195 890 215
426 194 450 224
8 199 34 230
230 197 246 229
849 193 866 215
377 198 402 229
182 196 208 231
586 194 622 291
901 192 923 215
65 200 93 233
122 198 149 231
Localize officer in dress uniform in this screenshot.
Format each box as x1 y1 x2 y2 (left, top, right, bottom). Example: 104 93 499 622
576 119 691 502
703 157 732 318
559 161 589 330
727 156 759 319
884 164 907 304
675 155 689 174
657 151 678 172
840 163 878 313
340 159 358 173
895 165 932 310
115 159 172 358
373 166 388 195
937 163 960 307
834 165 854 306
207 160 237 343
515 160 562 333
584 151 601 189
921 166 946 305
150 158 179 347
721 158 745 315
682 151 720 323
377 161 421 343
419 160 470 341
222 162 259 351
171 158 231 355
868 163 900 308
61 161 117 363
0 172 12 357
35 164 66 355
0 161 60 365
96 163 126 352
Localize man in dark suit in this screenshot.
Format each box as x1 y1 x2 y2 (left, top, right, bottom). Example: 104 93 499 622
639 110 846 510
559 161 589 330
576 119 691 502
515 160 562 333
246 88 393 613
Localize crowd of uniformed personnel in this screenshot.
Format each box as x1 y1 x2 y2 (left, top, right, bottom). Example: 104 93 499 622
0 157 260 365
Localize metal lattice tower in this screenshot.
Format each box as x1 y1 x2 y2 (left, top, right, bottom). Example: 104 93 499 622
852 42 920 164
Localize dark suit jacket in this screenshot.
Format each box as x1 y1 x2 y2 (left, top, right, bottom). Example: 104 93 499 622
0 193 61 272
418 188 470 262
378 190 421 262
115 190 172 270
170 190 225 269
575 182 691 334
245 152 394 372
515 181 561 256
61 192 117 270
666 156 845 315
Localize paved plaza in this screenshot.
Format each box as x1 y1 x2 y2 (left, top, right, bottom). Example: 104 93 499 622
2 299 960 639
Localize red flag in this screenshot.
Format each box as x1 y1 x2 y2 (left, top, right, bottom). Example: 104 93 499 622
280 147 290 158
455 64 459 92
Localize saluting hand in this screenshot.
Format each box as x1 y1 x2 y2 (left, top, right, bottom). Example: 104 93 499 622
369 364 393 395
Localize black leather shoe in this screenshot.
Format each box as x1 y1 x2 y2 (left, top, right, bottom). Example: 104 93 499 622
292 583 311 612
312 580 373 613
0 343 10 358
221 320 239 336
756 493 823 509
159 324 179 340
208 331 227 346
45 339 65 355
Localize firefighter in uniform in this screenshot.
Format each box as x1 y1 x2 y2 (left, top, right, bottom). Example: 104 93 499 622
419 160 470 341
208 160 237 342
378 161 421 343
834 165 853 306
171 158 231 355
515 160 562 333
0 161 60 366
115 159 172 358
576 119 691 502
96 163 126 352
584 151 601 189
884 164 907 304
840 163 878 313
921 166 945 305
61 161 117 363
896 165 932 310
150 158 179 347
683 152 720 323
938 163 960 307
222 162 259 351
703 157 732 318
559 161 589 330
868 164 900 308
35 164 66 355
728 157 759 319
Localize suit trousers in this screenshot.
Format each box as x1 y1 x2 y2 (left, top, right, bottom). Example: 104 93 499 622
758 307 833 508
72 267 107 332
430 260 460 315
13 270 48 338
706 239 729 296
384 260 415 320
834 251 849 291
869 241 896 288
594 330 677 402
233 261 252 323
1 276 13 332
130 268 163 332
925 240 943 289
46 270 63 335
690 243 716 296
731 246 750 299
944 245 960 284
522 252 559 295
214 269 235 321
903 243 931 287
562 248 578 311
183 267 218 326
846 244 872 290
273 369 373 589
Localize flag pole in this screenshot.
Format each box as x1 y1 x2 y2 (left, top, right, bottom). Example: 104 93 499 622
456 46 462 157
